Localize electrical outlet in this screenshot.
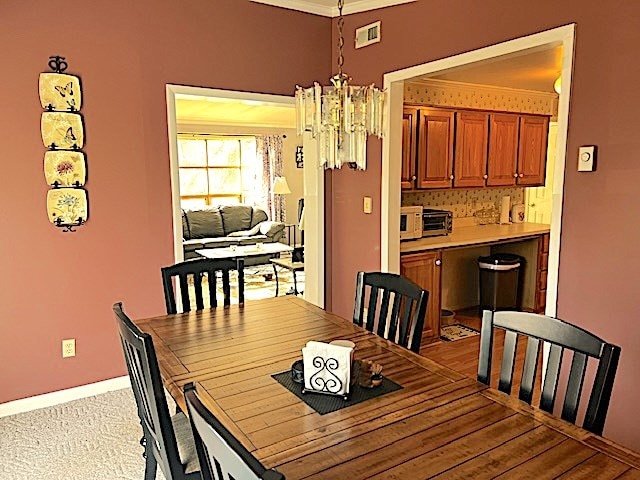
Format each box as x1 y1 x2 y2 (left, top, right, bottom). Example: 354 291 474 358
62 339 76 358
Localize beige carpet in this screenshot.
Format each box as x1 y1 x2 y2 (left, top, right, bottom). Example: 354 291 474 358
0 388 172 480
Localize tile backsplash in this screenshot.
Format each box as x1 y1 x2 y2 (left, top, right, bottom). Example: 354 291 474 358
402 187 524 218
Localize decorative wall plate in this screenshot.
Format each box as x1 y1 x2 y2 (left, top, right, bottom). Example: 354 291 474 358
39 73 82 111
46 188 88 225
41 112 84 149
44 151 86 186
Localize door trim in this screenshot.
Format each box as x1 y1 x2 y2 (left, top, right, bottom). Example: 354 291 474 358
165 85 324 307
381 24 575 318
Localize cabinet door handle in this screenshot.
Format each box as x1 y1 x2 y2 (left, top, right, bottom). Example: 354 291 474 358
483 174 488 179
411 175 417 181
449 175 454 180
435 259 442 266
519 173 524 178
513 173 518 178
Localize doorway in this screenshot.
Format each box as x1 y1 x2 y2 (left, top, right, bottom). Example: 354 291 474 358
381 24 575 318
165 85 324 307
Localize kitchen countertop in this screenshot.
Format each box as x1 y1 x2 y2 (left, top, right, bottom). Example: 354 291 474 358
401 222 550 253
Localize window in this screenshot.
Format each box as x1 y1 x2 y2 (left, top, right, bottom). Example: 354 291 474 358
177 136 261 210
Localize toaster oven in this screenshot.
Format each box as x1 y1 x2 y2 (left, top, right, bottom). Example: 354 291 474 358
422 209 453 237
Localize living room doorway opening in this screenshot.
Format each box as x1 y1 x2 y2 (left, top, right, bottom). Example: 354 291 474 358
165 85 325 308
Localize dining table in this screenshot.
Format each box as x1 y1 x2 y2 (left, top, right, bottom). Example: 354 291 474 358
134 295 640 479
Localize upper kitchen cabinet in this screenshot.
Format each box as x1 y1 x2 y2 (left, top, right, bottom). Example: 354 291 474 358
487 113 520 186
416 108 455 189
517 115 549 186
401 107 418 190
454 111 489 188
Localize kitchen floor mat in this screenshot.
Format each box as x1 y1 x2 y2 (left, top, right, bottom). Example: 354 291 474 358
440 323 480 341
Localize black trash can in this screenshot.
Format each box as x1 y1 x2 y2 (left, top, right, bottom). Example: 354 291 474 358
478 253 523 311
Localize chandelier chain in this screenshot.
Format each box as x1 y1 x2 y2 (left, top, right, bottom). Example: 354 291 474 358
337 0 344 75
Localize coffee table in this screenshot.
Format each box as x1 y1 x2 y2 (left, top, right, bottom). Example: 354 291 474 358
195 242 293 262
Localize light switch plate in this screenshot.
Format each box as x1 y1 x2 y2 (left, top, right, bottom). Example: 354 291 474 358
363 196 372 214
578 146 597 172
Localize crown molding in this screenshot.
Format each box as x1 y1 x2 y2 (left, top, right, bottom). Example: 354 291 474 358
250 0 416 17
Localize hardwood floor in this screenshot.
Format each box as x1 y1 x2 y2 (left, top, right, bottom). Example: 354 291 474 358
420 308 541 402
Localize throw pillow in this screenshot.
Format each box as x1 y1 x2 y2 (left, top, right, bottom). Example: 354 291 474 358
226 223 262 237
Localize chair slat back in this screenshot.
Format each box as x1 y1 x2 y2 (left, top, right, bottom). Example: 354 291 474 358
353 271 428 353
184 384 285 480
113 303 183 478
478 310 621 435
162 258 244 314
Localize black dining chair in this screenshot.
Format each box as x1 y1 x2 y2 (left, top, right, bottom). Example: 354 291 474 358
162 257 245 314
477 310 621 435
113 303 201 480
183 383 285 480
353 271 428 353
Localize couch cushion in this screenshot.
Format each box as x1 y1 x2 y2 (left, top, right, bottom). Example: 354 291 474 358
181 210 191 240
201 237 237 249
185 208 224 239
220 205 252 235
250 208 268 228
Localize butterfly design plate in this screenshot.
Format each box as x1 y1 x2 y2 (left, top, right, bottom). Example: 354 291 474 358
41 112 84 149
44 151 86 187
39 73 82 112
46 188 88 225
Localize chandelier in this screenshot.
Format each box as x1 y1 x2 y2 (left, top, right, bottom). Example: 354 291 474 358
295 0 384 171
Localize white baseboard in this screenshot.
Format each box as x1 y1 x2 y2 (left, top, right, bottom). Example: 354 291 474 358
0 376 131 418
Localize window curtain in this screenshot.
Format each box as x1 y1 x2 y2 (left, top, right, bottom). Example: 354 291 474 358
257 135 285 222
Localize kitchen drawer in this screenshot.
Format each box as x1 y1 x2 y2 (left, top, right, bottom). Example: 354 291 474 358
537 252 549 271
538 270 548 291
541 234 550 253
536 289 547 312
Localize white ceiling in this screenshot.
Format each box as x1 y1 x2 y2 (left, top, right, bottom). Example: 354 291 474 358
175 95 296 128
425 46 563 94
250 0 416 17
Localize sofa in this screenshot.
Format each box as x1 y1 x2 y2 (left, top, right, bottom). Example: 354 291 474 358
182 205 285 264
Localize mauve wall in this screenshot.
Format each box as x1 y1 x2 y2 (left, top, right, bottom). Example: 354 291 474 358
0 0 330 404
326 0 640 449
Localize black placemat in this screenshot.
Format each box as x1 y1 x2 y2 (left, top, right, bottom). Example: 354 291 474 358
271 368 403 415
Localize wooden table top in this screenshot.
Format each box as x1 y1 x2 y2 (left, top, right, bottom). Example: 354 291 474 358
135 296 640 479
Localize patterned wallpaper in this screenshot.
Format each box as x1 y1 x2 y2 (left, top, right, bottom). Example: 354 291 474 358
404 79 557 116
402 187 524 219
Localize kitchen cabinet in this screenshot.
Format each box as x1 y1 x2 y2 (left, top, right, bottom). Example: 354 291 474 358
401 107 418 190
487 113 520 186
402 105 549 189
416 109 455 189
400 250 442 343
453 111 489 188
517 115 549 186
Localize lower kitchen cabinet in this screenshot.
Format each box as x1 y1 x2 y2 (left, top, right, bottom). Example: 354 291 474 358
400 250 442 344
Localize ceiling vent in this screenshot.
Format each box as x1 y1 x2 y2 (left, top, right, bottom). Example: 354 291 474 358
355 21 381 49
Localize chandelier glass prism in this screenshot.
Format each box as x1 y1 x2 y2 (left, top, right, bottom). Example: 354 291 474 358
295 0 384 171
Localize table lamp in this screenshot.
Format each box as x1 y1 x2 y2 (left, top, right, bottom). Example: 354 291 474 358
273 176 291 195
